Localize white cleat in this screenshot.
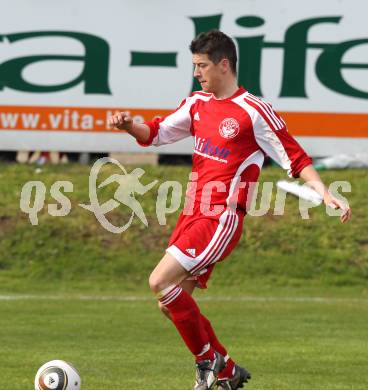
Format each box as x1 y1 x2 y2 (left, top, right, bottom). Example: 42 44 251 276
194 352 225 390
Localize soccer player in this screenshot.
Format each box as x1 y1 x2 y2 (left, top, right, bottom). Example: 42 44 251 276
109 30 352 390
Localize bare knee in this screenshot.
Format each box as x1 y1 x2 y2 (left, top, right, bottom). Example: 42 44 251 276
149 253 190 295
148 271 168 294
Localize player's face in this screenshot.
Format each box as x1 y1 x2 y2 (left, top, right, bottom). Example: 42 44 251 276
192 53 225 94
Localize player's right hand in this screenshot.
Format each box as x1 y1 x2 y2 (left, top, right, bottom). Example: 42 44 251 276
324 192 352 223
108 111 133 132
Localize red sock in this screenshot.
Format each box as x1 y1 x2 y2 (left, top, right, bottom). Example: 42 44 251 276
200 315 236 379
218 358 235 380
160 286 215 361
201 314 227 357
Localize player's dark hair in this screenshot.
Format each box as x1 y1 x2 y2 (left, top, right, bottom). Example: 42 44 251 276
190 30 237 74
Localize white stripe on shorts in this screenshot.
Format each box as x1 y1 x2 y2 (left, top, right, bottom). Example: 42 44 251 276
166 209 238 275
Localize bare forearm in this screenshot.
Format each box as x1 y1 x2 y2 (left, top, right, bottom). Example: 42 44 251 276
108 112 151 143
127 123 151 143
299 164 352 222
299 164 328 198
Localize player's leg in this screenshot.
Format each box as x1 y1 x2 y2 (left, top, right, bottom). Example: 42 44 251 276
158 273 229 357
149 252 218 362
155 210 246 388
175 211 250 389
150 253 224 389
158 275 245 389
186 285 244 389
158 278 197 319
159 277 230 362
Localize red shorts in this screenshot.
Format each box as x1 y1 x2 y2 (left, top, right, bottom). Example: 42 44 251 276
166 208 244 289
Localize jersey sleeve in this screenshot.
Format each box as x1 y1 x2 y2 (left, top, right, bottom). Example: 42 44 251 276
247 98 312 178
138 97 193 147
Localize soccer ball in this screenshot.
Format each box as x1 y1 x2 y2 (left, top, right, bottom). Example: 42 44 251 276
34 360 81 390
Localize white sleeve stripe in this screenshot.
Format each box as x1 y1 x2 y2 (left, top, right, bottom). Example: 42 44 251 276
245 95 280 130
247 93 284 129
246 94 283 130
264 101 285 129
278 115 286 126
232 95 293 175
246 94 284 130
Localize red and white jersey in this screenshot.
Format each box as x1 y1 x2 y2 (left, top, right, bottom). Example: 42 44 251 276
140 86 312 214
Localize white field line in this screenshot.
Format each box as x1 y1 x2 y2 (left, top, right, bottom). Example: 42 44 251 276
0 294 367 304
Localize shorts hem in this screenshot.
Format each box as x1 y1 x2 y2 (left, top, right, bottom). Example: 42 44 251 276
166 245 199 275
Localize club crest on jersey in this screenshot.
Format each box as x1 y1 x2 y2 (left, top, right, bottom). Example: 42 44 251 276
218 118 240 139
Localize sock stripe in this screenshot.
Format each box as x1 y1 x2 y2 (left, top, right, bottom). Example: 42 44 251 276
157 284 176 299
158 286 176 302
197 342 210 356
162 287 182 305
159 286 179 304
160 286 183 305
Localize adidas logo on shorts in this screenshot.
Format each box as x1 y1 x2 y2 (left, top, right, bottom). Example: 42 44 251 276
186 248 196 257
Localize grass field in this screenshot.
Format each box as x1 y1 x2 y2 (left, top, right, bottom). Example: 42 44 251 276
1 292 367 389
0 162 367 389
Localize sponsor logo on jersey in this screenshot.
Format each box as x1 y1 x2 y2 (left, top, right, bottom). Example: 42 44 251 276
194 136 231 163
219 118 240 139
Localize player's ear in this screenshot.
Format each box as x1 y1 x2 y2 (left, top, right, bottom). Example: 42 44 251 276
220 58 230 73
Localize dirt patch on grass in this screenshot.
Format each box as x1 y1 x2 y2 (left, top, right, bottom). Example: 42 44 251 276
0 215 14 233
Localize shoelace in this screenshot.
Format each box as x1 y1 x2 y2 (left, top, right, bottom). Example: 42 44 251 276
216 379 230 387
196 360 215 382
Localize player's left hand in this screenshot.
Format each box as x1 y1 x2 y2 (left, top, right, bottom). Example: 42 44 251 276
324 192 352 223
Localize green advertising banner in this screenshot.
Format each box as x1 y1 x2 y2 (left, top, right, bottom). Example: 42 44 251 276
0 0 367 156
